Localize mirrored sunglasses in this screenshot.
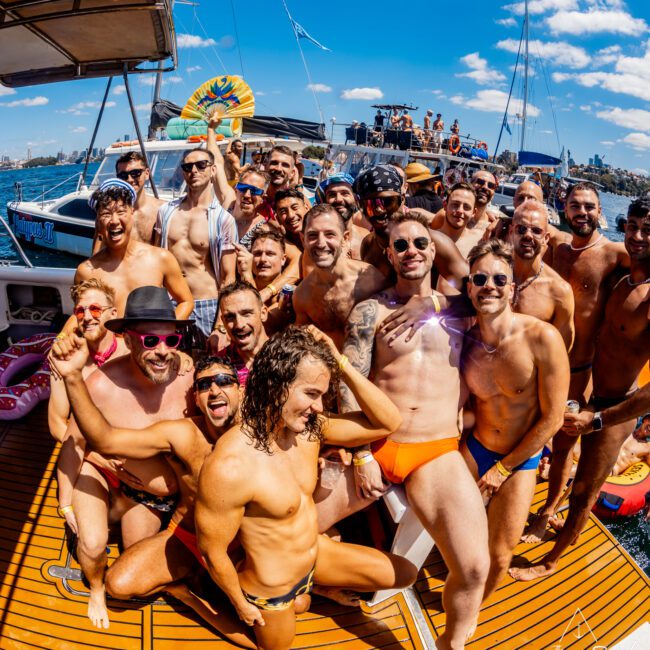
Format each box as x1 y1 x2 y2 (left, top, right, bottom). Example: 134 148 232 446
364 195 401 218
235 182 265 196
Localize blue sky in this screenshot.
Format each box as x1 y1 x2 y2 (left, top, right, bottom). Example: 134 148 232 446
2 0 650 174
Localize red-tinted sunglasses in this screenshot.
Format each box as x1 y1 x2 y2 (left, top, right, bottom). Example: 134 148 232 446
74 304 112 321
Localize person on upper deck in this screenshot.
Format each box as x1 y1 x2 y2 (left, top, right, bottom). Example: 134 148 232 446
404 162 443 214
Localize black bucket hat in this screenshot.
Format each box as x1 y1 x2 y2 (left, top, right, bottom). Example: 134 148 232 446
104 286 194 333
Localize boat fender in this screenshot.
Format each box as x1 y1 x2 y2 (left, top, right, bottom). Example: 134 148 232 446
0 333 56 421
448 135 461 155
477 141 488 151
592 462 650 519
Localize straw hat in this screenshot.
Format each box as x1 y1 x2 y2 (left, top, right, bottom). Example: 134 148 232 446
404 162 435 184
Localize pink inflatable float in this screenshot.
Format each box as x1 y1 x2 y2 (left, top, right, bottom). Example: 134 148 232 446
0 333 56 420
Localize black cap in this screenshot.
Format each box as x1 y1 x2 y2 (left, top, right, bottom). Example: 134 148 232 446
104 286 194 333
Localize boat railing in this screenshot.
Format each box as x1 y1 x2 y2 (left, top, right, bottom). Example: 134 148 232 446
0 215 33 268
14 171 85 209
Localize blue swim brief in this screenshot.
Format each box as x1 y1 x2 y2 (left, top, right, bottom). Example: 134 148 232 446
466 431 542 478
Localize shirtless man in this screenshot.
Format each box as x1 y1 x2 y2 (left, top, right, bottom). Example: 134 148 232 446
265 144 296 207
523 183 629 541
225 139 249 186
115 152 164 244
217 281 269 385
293 204 387 349
323 213 490 648
274 187 309 251
400 110 413 130
317 173 369 260
432 113 444 150
56 286 195 629
51 340 254 648
156 148 237 345
511 197 649 581
195 326 417 650
75 180 193 318
49 279 127 442
433 182 478 257
469 170 501 226
461 239 569 600
509 201 575 350
423 110 433 151
236 228 293 335
610 415 650 476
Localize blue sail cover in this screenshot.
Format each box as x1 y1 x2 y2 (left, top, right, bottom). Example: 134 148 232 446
518 151 562 167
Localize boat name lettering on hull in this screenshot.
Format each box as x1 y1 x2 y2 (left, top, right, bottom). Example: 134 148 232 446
12 215 55 245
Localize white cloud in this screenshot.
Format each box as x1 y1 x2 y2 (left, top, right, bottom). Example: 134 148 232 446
135 102 152 112
0 86 16 97
112 84 126 96
497 38 590 68
71 126 87 133
579 104 592 111
623 132 650 150
431 89 444 96
553 70 650 101
457 52 506 85
450 89 540 117
307 83 332 93
0 96 48 107
139 75 183 87
186 66 202 74
60 100 116 115
177 33 216 48
496 17 518 27
596 107 650 133
255 91 266 96
593 45 622 67
600 140 615 146
341 87 383 100
547 10 648 36
217 35 235 49
504 0 578 16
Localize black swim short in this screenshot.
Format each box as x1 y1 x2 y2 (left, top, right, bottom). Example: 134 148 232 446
242 566 315 611
121 483 178 513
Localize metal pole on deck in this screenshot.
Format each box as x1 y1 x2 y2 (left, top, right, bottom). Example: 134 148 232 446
123 64 159 198
80 76 112 188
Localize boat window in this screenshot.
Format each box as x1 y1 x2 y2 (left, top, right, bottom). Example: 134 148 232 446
91 154 119 188
54 198 97 221
502 186 516 197
151 150 186 194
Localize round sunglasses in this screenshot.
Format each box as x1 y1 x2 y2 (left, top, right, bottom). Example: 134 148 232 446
392 236 430 253
514 224 545 238
469 273 510 287
125 330 183 349
74 304 112 320
472 178 497 190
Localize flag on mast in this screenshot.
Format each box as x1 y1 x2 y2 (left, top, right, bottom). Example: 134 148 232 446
289 17 331 51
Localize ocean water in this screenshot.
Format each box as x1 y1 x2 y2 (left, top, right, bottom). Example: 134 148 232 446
0 164 647 574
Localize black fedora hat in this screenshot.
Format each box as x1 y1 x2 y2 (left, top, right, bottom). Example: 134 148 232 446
104 286 194 333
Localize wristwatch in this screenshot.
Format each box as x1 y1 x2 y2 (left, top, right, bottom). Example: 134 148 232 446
592 411 603 432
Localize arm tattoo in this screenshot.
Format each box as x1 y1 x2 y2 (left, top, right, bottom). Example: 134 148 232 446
339 300 378 413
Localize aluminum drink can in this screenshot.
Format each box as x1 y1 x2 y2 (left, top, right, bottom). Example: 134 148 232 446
566 400 580 413
281 284 295 296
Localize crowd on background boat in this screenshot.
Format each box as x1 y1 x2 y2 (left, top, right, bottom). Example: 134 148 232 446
47 117 650 650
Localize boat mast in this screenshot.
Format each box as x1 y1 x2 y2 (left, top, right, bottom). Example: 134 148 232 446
521 0 529 152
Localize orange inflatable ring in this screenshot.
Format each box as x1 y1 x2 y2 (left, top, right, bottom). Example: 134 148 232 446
448 135 461 155
477 141 488 151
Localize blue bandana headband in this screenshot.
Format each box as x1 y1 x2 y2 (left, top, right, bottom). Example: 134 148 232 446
315 172 356 204
88 178 137 212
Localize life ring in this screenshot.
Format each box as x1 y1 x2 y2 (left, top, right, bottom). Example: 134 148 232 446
0 333 56 421
448 135 461 155
592 462 650 519
477 141 488 152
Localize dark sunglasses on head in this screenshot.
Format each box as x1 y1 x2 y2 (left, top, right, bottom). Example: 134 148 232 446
195 373 239 392
74 303 112 321
364 195 401 218
180 159 212 173
392 236 430 253
514 224 545 238
235 182 265 197
472 178 497 190
469 273 510 287
125 330 183 349
116 168 145 181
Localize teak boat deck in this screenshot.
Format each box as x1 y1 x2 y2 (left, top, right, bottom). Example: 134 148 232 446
1 404 648 649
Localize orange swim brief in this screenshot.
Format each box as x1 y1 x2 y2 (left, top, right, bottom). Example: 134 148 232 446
168 519 206 568
371 437 459 484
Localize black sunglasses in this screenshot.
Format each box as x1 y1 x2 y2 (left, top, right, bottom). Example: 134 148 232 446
469 273 510 287
116 168 145 181
473 178 497 190
180 159 212 173
195 373 239 392
393 236 430 253
235 182 265 196
514 224 545 238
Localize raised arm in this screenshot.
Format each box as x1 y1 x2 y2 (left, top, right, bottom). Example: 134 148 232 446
196 449 263 627
429 229 469 290
48 372 71 442
161 249 195 320
207 117 236 210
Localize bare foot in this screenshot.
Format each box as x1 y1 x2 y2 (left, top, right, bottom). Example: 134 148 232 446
521 512 551 543
548 515 565 531
88 585 110 629
312 585 361 607
466 615 479 641
508 562 557 582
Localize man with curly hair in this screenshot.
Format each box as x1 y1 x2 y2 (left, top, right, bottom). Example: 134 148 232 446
196 326 417 650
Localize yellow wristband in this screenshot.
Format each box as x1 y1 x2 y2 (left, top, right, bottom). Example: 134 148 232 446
58 505 73 516
353 453 374 467
338 354 349 371
267 283 278 297
431 293 441 314
495 460 512 477
56 332 67 340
